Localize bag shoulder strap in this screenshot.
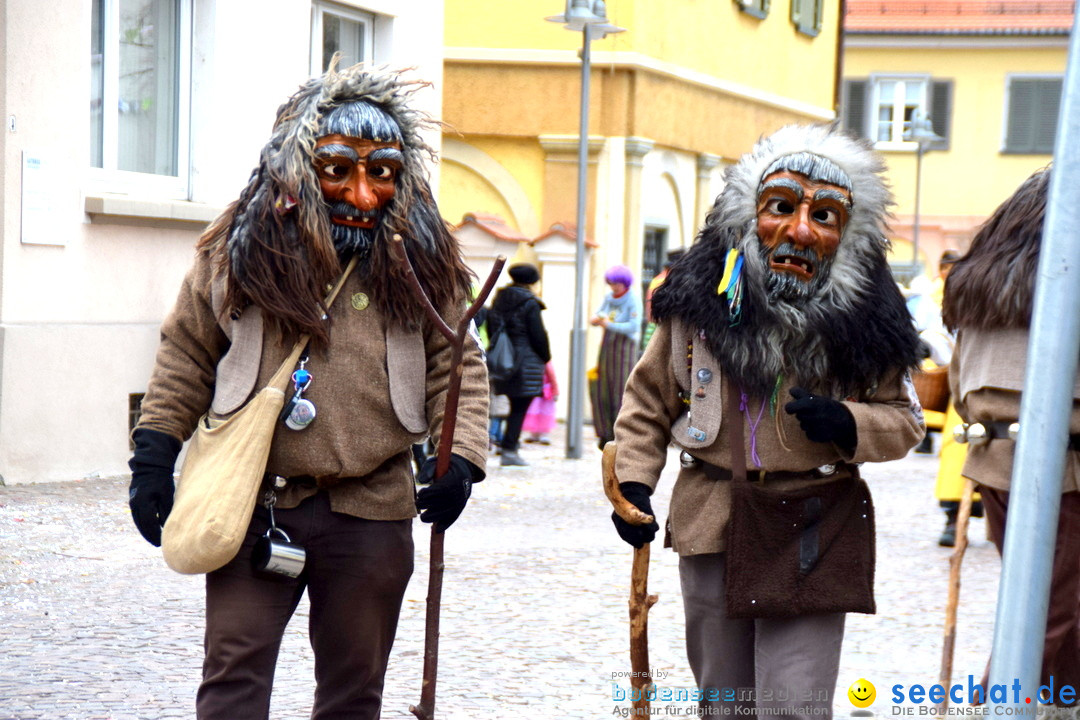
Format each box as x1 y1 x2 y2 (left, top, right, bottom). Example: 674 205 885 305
725 379 747 483
266 255 360 393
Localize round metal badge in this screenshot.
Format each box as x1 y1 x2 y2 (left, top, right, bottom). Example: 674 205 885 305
285 398 317 430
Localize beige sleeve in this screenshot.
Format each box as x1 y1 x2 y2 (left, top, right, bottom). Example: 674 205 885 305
949 330 969 422
612 321 687 492
136 253 229 443
424 299 490 475
846 367 926 463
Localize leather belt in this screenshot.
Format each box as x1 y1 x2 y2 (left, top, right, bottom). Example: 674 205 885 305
689 456 854 483
264 473 319 489
984 422 1080 451
983 421 1018 440
958 421 1080 451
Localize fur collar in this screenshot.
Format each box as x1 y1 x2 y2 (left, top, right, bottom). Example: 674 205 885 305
652 125 920 398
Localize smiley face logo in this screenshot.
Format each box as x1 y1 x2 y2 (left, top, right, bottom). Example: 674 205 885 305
848 679 876 708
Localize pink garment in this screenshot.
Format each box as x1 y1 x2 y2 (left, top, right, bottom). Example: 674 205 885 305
522 397 557 435
523 362 559 435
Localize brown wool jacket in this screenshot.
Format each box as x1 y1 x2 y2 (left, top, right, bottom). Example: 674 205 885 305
137 251 489 521
613 320 925 556
949 327 1080 494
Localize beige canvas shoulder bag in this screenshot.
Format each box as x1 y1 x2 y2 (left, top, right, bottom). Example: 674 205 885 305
161 257 358 574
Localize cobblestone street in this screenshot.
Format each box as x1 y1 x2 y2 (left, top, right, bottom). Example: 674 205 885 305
0 428 1003 719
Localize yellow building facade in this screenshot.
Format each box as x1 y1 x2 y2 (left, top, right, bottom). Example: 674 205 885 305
441 0 843 418
841 2 1071 274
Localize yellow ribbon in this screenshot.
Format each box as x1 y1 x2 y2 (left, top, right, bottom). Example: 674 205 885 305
717 249 739 295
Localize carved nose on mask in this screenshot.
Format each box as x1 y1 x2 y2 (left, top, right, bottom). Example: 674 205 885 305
786 205 815 247
346 177 378 211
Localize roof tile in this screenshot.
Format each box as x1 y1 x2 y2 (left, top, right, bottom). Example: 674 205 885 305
454 212 530 243
845 0 1074 34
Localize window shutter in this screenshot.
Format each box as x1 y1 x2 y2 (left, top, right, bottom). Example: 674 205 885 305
791 0 822 35
735 0 769 19
1034 79 1063 153
1006 78 1060 154
928 80 952 151
843 79 869 139
1006 80 1037 152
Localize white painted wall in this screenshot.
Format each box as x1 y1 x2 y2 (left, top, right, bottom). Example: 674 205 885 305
532 234 587 424
0 0 445 483
641 148 699 250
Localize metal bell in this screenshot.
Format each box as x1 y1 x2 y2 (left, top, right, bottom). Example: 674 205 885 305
679 450 699 468
1008 422 1020 441
967 422 989 446
953 424 969 444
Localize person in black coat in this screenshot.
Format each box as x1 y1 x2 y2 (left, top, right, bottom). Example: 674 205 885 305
487 263 552 466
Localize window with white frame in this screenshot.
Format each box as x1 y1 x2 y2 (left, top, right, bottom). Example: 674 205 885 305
842 76 952 151
311 2 375 75
873 77 928 145
90 0 190 195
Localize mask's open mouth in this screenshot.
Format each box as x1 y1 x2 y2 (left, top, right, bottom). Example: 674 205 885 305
770 253 815 280
331 210 378 228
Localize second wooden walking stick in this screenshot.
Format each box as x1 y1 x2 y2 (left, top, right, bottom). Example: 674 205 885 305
937 477 977 713
391 235 505 720
602 442 659 715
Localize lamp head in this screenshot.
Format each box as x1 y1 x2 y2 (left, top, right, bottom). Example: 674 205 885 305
910 112 943 150
546 0 625 33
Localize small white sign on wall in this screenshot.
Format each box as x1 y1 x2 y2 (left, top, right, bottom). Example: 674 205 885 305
21 151 64 246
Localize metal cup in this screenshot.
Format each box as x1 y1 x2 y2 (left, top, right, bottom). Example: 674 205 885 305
252 527 306 578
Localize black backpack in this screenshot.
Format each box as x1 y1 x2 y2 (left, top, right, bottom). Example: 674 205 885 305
486 324 517 382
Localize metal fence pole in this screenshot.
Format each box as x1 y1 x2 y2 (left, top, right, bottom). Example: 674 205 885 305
988 10 1080 708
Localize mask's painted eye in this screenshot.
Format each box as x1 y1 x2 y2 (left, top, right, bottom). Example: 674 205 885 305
368 164 397 181
812 207 840 226
765 197 795 214
317 162 349 180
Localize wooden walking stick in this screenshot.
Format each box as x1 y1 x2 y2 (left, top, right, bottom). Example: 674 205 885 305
602 442 659 715
937 477 977 713
390 235 505 720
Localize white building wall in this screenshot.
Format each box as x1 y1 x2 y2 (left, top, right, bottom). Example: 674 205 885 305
0 0 445 483
640 148 699 250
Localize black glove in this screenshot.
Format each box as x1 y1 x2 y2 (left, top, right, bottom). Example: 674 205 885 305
611 482 660 549
415 453 482 533
784 387 857 455
128 428 182 547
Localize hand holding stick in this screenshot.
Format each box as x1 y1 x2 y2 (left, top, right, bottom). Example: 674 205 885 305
602 442 659 715
390 234 505 720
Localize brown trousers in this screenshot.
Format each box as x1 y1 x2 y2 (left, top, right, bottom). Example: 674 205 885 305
980 486 1080 696
197 491 413 720
680 553 845 720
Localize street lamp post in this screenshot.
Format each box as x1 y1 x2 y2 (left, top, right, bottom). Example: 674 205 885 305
910 112 943 275
546 1 625 459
